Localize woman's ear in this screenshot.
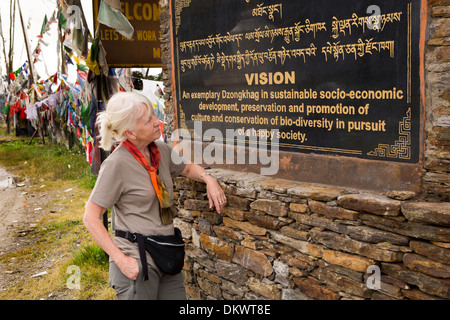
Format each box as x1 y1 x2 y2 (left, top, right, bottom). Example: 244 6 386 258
123 130 135 140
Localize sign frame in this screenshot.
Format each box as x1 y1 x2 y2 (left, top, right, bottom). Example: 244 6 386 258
168 0 428 191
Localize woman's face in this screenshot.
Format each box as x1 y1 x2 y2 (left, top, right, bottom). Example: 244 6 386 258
132 104 161 144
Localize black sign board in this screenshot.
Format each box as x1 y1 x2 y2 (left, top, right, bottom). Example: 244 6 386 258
171 0 422 163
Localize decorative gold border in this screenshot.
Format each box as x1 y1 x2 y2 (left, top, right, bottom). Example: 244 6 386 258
367 108 411 159
174 0 192 35
407 2 412 104
178 104 188 129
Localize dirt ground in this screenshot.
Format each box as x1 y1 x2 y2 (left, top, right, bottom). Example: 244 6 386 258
0 166 59 295
0 167 25 252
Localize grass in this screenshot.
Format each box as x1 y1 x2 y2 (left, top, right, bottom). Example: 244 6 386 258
0 124 116 300
0 137 97 189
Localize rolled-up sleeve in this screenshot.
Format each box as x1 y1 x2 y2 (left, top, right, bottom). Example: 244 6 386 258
89 158 123 209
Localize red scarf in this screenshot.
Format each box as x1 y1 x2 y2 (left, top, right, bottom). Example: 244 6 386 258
122 139 174 225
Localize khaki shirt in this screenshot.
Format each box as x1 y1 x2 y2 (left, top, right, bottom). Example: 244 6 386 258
89 140 186 268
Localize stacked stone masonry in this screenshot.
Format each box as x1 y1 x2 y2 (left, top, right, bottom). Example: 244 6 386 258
424 1 450 201
174 169 450 300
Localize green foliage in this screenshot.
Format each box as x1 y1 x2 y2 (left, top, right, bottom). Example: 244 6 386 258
132 71 144 90
0 137 96 189
70 244 109 267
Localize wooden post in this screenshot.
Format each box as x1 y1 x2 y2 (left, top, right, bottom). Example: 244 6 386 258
56 0 67 75
17 0 45 144
4 0 17 134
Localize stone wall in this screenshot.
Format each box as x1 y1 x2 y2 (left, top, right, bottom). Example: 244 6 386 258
159 0 450 300
423 1 450 201
173 169 449 300
159 0 175 141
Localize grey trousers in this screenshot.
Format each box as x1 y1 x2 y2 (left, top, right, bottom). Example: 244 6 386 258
109 260 186 300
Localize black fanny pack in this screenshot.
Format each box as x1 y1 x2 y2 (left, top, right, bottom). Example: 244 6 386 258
115 227 185 279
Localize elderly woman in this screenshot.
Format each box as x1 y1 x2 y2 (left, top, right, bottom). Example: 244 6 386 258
83 92 226 300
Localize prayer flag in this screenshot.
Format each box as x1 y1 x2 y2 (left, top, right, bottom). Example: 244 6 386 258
97 0 134 40
40 15 48 35
59 9 67 29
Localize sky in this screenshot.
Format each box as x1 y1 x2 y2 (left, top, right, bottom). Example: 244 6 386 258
0 0 160 84
0 0 94 81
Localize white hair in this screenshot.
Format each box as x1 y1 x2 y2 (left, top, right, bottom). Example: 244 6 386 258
96 92 155 151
